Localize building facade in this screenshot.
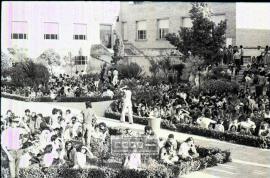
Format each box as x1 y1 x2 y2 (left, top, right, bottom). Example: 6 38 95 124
1 1 120 73
118 2 236 56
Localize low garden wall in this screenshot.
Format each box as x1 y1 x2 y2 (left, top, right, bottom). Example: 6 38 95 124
1 98 114 118
104 110 270 149
1 92 118 102
1 94 115 117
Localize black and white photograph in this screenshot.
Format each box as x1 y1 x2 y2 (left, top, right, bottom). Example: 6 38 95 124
1 1 270 178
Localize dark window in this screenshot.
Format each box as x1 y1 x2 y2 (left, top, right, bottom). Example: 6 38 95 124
73 34 86 40
75 56 87 65
44 34 58 40
159 28 169 39
137 30 146 40
11 33 27 39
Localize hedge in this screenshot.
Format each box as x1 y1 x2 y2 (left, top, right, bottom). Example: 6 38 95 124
1 147 230 178
104 110 270 149
1 92 119 102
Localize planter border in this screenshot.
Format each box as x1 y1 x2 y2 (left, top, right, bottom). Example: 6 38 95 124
1 92 118 102
105 110 270 149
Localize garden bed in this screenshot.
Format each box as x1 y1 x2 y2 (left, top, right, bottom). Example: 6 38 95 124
1 92 118 102
104 110 270 149
1 128 231 178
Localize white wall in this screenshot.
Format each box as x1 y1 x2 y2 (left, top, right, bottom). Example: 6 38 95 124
1 1 120 61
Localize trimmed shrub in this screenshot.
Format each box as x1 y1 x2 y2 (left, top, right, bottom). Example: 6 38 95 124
201 79 239 94
116 62 145 79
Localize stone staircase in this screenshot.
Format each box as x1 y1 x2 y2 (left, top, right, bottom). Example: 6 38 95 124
123 42 145 56
220 64 246 89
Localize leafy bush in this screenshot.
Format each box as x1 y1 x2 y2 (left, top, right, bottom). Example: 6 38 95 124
9 60 50 88
105 110 270 149
116 62 144 79
206 66 231 80
201 79 239 95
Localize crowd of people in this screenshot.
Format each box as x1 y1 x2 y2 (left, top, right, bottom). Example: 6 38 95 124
1 67 120 100
111 78 270 137
0 102 111 178
1 102 201 178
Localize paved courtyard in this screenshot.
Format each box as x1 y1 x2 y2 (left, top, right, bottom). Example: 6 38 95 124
1 97 270 178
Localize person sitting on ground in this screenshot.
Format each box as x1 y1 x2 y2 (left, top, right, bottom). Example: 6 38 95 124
178 137 199 161
73 145 95 169
196 113 216 129
123 146 142 170
19 144 35 168
144 126 155 136
160 141 179 165
238 117 256 135
165 134 178 151
41 144 56 168
214 119 225 132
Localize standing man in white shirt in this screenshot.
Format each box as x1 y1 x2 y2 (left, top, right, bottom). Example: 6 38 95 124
81 101 97 147
120 86 133 124
1 116 30 178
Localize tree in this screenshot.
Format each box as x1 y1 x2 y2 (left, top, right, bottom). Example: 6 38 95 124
37 49 61 73
149 58 160 78
7 47 29 64
112 32 124 64
158 55 172 78
62 52 75 74
166 2 227 64
1 52 12 74
172 63 185 82
9 60 50 88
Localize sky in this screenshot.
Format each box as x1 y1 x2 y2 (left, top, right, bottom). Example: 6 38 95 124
236 3 270 29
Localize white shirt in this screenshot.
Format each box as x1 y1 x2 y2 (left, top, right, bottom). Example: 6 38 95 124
19 153 32 168
178 142 191 157
264 112 270 119
123 90 132 104
196 117 216 129
43 153 55 167
1 127 25 150
239 120 256 130
75 152 86 168
124 153 141 169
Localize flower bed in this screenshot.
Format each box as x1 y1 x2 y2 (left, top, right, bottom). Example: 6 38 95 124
1 92 118 102
104 110 270 149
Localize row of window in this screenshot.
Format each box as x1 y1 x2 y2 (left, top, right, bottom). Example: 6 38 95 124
10 22 112 48
124 15 225 40
133 19 169 40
